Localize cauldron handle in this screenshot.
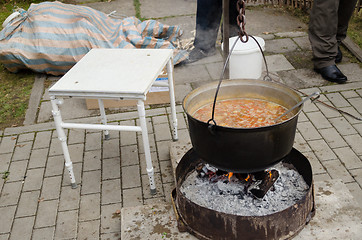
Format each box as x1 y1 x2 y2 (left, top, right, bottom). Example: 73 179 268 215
207 36 239 129
207 119 217 135
208 35 268 131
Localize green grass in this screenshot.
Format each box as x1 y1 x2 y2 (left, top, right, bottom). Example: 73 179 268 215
348 11 362 49
133 0 143 20
0 0 41 24
0 65 34 129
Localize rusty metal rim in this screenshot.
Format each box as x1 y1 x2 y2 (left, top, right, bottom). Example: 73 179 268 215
171 188 315 240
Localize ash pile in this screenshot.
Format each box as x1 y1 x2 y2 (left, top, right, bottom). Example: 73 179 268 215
180 162 309 216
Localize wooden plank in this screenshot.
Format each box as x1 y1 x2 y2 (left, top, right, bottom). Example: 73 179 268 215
342 36 362 63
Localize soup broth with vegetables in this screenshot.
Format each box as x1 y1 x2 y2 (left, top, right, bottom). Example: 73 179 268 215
192 98 291 128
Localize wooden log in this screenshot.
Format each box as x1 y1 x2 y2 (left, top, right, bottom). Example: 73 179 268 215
249 169 279 198
342 36 362 63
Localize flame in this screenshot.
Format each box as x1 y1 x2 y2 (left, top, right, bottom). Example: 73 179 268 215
268 171 272 178
224 172 234 181
245 174 250 182
228 172 233 181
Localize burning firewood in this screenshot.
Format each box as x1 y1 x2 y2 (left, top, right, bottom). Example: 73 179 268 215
195 163 279 199
249 170 279 198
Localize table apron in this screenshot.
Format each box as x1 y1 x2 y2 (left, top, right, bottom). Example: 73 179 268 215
49 93 146 100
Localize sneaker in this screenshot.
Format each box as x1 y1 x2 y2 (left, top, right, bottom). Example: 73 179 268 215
182 47 216 64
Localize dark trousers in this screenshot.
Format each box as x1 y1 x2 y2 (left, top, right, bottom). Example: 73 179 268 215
194 0 239 51
308 0 357 68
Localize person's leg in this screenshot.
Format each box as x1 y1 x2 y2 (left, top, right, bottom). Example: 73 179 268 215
220 0 240 41
308 0 347 83
335 0 357 63
308 0 339 69
336 0 358 43
193 0 222 51
228 0 240 37
186 0 239 64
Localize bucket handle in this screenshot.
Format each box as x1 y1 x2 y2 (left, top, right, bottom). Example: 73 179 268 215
208 35 269 134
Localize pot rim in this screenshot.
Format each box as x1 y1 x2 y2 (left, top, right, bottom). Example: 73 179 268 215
182 79 303 130
184 109 299 131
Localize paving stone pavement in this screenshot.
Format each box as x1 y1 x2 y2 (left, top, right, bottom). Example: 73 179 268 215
1 0 362 239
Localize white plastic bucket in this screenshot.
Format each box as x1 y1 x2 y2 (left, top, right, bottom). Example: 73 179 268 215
222 36 265 79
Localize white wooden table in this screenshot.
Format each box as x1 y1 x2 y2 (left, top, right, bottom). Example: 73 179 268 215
49 48 178 195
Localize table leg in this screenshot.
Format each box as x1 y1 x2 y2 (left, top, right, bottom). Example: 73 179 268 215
137 100 156 195
50 97 77 189
98 99 110 140
166 59 178 141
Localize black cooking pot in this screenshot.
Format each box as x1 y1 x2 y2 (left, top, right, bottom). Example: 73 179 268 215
183 79 303 173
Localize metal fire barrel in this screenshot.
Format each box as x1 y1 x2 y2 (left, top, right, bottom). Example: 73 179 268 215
173 148 315 240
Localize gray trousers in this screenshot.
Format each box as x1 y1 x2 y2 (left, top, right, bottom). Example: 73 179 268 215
308 0 357 68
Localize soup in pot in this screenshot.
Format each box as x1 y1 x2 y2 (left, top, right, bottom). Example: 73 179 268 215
192 98 291 128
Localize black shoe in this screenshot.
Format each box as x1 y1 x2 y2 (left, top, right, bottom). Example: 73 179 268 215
182 47 216 64
335 46 342 63
314 65 347 84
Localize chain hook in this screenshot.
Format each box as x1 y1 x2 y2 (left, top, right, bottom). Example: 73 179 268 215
236 0 248 42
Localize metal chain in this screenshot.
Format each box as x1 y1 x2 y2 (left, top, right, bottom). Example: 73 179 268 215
236 0 248 42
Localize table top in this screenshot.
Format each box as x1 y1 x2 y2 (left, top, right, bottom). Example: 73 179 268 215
49 48 173 99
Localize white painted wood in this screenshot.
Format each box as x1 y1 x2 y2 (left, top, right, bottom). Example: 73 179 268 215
49 49 173 99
